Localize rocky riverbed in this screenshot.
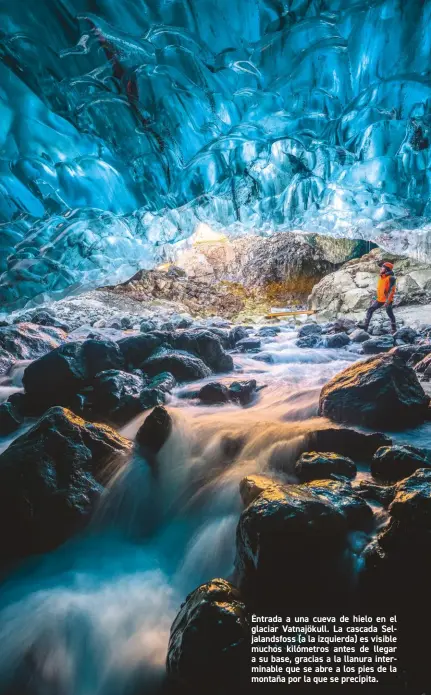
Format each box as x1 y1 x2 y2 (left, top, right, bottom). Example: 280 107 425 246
0 284 430 695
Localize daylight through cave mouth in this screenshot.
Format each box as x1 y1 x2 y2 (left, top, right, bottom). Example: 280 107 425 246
1 0 431 310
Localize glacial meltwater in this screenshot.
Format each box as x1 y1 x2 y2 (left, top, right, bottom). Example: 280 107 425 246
0 324 429 695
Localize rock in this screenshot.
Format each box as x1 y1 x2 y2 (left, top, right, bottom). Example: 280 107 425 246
305 428 390 461
257 326 280 338
0 401 23 435
371 445 430 482
354 480 395 506
303 480 373 530
235 476 347 608
228 379 257 406
387 468 431 531
234 337 262 352
394 327 417 344
298 323 322 338
198 382 230 404
0 323 67 374
172 330 233 372
229 326 249 346
166 579 248 692
143 349 211 382
319 353 430 429
139 319 157 333
296 334 322 348
148 371 176 394
294 452 357 482
31 310 70 332
22 340 125 408
415 353 431 378
136 405 172 453
361 336 394 354
390 344 431 363
350 328 370 343
325 333 350 349
0 406 131 566
118 334 162 369
205 327 230 349
88 370 144 423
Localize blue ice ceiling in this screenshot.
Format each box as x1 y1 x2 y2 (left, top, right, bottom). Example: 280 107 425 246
1 0 431 309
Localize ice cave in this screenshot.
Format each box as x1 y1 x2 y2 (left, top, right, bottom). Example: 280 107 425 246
1 0 431 310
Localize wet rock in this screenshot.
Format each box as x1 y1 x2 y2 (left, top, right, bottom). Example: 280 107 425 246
415 353 431 377
198 382 230 404
296 334 322 348
319 353 430 429
0 406 131 566
235 476 347 609
143 348 211 382
139 319 157 333
325 333 350 349
371 445 430 483
149 371 176 394
258 326 281 338
167 579 248 692
394 327 417 344
305 427 390 461
235 337 261 352
172 330 233 373
239 475 281 507
388 468 431 530
350 328 370 343
354 480 395 506
228 379 257 405
88 370 144 423
204 327 230 349
118 334 162 369
390 343 431 363
0 323 67 374
0 401 23 435
327 318 356 334
295 451 356 482
303 479 374 530
23 340 125 408
361 336 394 354
298 323 322 338
136 405 172 453
229 325 249 346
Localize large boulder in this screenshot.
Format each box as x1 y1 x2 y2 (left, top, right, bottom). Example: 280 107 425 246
0 323 67 375
371 445 430 482
303 479 374 530
325 332 350 349
0 407 131 566
361 336 394 354
298 323 322 338
319 353 430 429
22 339 125 408
350 328 370 343
139 372 177 410
304 427 391 461
295 451 356 482
171 330 233 373
117 334 162 369
166 579 248 692
235 476 347 609
143 348 211 382
87 369 144 423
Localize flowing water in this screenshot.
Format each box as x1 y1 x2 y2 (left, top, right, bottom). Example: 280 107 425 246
0 325 429 695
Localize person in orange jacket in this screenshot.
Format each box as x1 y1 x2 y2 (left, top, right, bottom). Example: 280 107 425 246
361 261 397 334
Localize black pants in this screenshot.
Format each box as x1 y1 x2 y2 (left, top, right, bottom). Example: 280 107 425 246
364 300 396 331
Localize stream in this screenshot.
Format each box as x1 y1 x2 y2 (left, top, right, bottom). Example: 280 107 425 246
0 323 430 695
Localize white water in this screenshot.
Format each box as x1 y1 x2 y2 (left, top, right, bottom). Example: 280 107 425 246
0 325 429 695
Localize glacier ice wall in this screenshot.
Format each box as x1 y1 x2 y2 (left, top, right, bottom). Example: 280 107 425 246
1 0 431 309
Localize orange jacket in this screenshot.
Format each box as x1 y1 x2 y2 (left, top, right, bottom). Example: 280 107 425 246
376 274 396 303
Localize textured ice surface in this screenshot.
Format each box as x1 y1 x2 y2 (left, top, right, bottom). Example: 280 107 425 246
1 0 431 309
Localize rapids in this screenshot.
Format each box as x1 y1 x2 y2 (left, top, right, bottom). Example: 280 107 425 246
0 324 429 695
